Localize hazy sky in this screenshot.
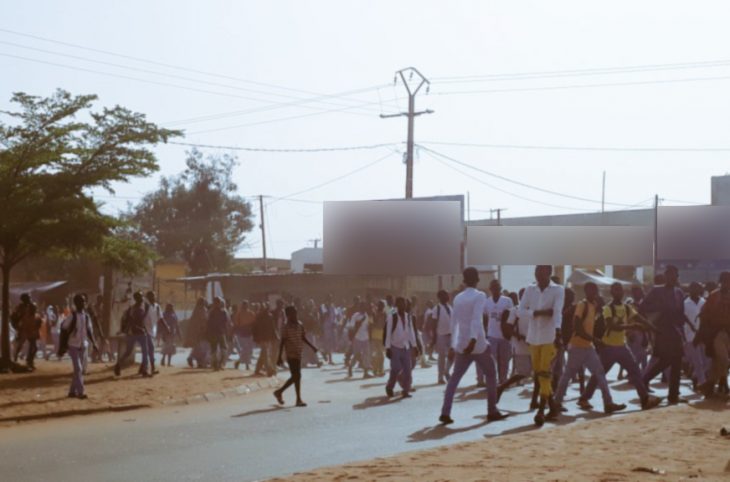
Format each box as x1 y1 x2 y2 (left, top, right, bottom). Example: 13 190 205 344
3 1 730 259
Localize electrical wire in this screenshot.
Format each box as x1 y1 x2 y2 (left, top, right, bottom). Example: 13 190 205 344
430 74 730 96
432 58 730 82
418 145 639 208
265 151 395 207
0 39 385 116
168 141 400 153
418 140 730 153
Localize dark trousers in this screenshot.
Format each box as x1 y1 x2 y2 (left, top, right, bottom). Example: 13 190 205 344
280 358 302 399
642 351 682 402
209 336 227 370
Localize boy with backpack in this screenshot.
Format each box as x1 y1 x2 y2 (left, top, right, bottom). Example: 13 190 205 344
578 282 662 410
553 282 626 416
114 292 152 377
384 297 419 398
59 294 98 399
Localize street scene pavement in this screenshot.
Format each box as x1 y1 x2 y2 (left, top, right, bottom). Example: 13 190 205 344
0 350 698 482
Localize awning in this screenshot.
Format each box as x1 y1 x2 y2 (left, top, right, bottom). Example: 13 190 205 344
8 281 69 304
568 269 635 287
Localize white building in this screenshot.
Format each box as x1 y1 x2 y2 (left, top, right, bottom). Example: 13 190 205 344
291 247 323 273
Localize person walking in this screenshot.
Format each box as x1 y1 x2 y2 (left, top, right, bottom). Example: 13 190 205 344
518 265 565 426
371 300 387 377
185 298 209 368
233 300 256 371
114 292 151 377
384 297 418 398
59 294 98 399
320 295 338 365
160 303 180 367
347 301 372 378
578 282 661 410
553 282 627 417
144 291 165 375
11 293 41 370
639 265 688 404
683 282 706 390
253 303 279 376
273 306 319 407
696 272 730 398
439 267 508 425
483 280 515 385
207 297 231 371
431 290 454 385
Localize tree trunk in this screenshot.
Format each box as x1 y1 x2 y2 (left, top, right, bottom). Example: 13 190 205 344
1 263 12 370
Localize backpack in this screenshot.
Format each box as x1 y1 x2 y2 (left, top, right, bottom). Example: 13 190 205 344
58 313 78 357
562 302 589 345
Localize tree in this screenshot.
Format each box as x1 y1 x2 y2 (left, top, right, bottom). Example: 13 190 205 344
132 148 254 275
0 89 180 371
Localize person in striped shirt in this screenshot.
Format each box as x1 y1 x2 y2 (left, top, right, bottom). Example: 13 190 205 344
274 306 319 407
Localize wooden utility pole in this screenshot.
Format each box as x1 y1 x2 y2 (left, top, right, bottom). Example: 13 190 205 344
381 67 433 199
259 195 268 272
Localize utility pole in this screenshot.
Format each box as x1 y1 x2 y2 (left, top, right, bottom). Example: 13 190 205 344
601 171 606 213
259 195 267 272
653 194 659 275
491 208 506 281
309 238 321 249
381 67 434 199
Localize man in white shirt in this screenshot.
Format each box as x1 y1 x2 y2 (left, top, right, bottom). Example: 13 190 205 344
484 280 515 385
518 265 564 425
431 290 454 384
683 282 706 387
439 268 508 425
60 294 97 399
144 291 165 374
347 302 372 379
384 297 418 397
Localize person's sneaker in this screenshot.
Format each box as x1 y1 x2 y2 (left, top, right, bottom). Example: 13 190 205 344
113 364 121 377
545 408 560 421
487 412 509 422
401 391 412 398
534 411 545 427
385 387 394 398
77 394 88 400
295 400 307 407
577 398 593 410
274 390 284 405
604 402 627 414
641 395 662 410
439 415 454 425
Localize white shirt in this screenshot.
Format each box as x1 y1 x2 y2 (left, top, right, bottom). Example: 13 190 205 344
47 307 59 334
484 295 515 339
347 312 370 341
144 302 163 337
432 303 453 336
451 287 489 355
683 297 705 343
508 307 530 355
519 282 565 346
61 310 93 349
385 312 417 349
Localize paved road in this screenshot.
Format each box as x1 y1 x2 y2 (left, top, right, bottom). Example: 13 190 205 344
0 352 698 482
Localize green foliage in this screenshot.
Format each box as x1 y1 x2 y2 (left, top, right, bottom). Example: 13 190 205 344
0 89 181 366
132 148 254 275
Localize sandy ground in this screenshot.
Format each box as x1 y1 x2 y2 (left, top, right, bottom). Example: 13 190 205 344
273 400 730 482
0 358 270 425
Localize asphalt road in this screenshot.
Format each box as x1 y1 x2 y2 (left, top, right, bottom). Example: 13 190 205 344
0 352 698 482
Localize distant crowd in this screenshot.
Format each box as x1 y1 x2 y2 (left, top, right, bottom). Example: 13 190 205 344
7 263 730 425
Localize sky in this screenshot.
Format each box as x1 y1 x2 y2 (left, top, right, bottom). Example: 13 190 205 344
2 0 730 259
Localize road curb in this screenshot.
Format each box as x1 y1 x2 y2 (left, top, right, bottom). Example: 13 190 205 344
162 376 281 407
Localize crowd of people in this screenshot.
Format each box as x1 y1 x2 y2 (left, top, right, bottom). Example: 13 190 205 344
6 263 730 424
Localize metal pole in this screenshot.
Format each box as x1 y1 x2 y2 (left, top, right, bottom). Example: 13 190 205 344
497 208 502 282
601 171 606 213
653 194 659 275
259 195 268 272
405 95 415 199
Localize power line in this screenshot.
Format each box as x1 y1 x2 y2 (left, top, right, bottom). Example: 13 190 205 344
430 74 730 96
0 28 386 107
0 52 388 123
418 140 730 153
265 151 395 207
419 145 638 208
432 58 730 83
422 149 594 212
168 141 400 153
0 39 385 116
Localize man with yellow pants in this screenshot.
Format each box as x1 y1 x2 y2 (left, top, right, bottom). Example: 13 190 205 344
519 265 565 427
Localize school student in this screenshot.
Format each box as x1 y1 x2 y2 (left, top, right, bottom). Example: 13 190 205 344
439 267 508 425
59 294 98 399
431 290 454 384
274 306 319 407
553 282 626 417
384 297 418 398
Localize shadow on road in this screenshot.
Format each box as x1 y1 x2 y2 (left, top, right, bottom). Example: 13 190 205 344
231 405 290 418
407 420 489 443
0 404 149 424
352 395 407 410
